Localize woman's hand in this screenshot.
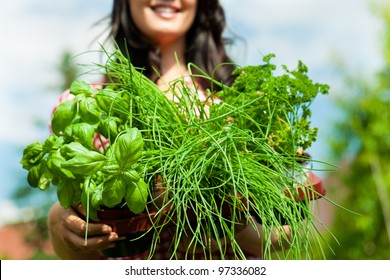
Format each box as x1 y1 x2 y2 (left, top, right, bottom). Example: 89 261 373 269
234 217 292 258
48 202 122 259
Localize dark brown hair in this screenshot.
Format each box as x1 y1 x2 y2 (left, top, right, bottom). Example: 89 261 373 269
108 0 236 89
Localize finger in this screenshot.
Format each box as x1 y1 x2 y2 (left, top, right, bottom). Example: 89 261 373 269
68 206 113 235
64 230 120 253
71 204 86 216
63 209 113 237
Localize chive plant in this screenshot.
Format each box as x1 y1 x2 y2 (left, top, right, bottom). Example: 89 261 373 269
21 47 330 260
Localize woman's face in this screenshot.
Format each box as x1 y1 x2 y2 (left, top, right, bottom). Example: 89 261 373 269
129 0 198 46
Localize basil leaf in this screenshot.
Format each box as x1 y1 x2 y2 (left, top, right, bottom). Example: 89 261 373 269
51 101 76 135
61 151 107 175
101 175 127 208
95 88 117 113
68 179 82 205
20 142 44 170
37 162 53 190
91 183 103 209
81 189 99 222
115 128 144 169
57 179 75 208
101 163 120 175
125 179 148 214
27 164 41 188
47 151 76 179
95 89 128 117
98 116 119 140
123 169 140 183
70 80 97 97
60 142 90 159
65 123 96 149
79 97 101 124
43 134 65 153
80 176 99 221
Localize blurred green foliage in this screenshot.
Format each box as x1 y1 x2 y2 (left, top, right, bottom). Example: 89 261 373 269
59 50 80 91
326 1 390 259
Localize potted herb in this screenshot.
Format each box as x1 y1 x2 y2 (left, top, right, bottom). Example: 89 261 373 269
20 48 329 259
19 50 182 257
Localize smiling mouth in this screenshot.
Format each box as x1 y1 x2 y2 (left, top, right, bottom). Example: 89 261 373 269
152 5 180 15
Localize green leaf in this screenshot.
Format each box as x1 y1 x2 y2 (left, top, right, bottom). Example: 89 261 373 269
101 175 127 208
95 88 117 112
65 123 96 148
57 179 75 208
218 54 328 153
125 179 148 214
47 150 76 179
26 164 41 188
115 128 144 169
81 188 99 222
98 116 119 140
37 162 54 190
123 169 140 183
91 183 103 209
51 101 76 135
43 135 65 153
20 142 44 170
60 142 90 159
69 179 82 205
95 88 129 117
79 97 101 124
61 151 107 175
101 163 120 175
70 80 97 97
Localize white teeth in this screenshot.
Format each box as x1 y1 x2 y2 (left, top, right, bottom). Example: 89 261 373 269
154 7 176 13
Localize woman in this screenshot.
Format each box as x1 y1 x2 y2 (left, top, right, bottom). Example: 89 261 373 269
110 0 235 90
48 0 291 260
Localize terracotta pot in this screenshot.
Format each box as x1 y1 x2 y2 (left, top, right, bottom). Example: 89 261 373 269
100 230 154 258
71 183 173 258
262 172 324 225
95 204 172 236
284 170 326 201
282 152 326 201
72 205 153 258
250 152 326 225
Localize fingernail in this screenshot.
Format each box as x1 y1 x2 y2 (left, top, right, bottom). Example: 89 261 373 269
102 225 112 233
108 232 119 242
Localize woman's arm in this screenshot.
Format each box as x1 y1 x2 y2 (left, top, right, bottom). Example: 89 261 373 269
47 202 122 260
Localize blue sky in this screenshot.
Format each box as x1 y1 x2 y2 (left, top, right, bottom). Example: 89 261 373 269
0 0 385 224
